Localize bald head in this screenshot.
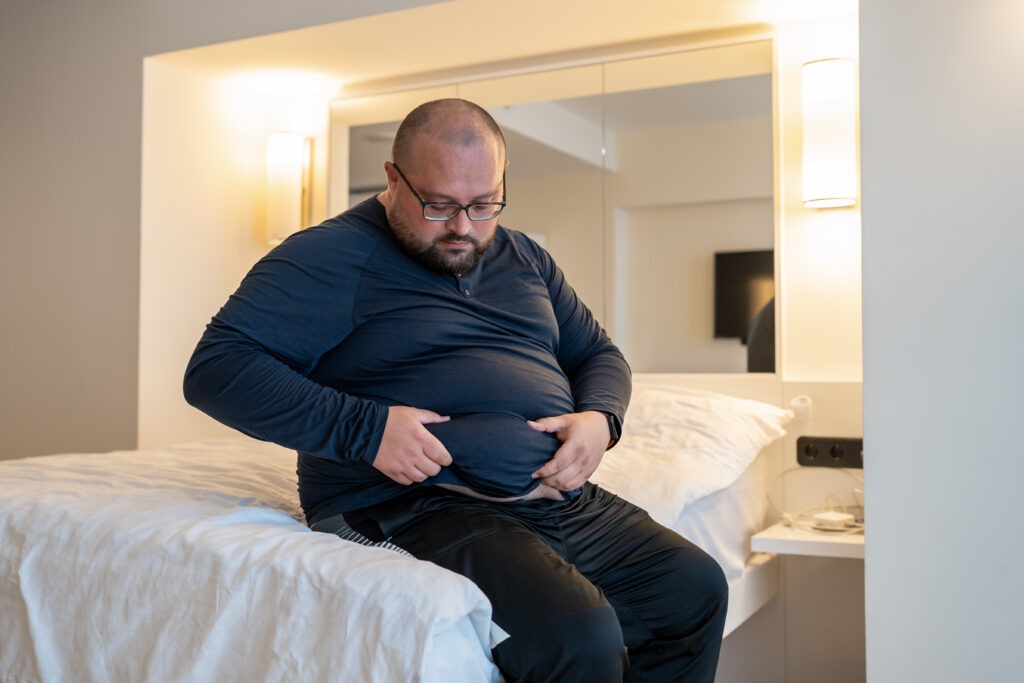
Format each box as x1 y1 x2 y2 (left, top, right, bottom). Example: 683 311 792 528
391 98 506 171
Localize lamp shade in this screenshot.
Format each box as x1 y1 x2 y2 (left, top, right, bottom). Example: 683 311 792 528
801 58 858 209
266 132 312 245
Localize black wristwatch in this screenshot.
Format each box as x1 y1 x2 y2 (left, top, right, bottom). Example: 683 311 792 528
600 411 622 451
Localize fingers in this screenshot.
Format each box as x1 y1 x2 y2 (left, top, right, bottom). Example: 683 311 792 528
415 408 451 425
411 409 453 466
422 436 453 468
532 440 588 486
530 411 609 490
374 406 453 485
533 451 591 491
394 435 452 481
526 417 562 434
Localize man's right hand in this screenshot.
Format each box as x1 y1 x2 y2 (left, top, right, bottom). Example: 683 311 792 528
373 406 454 485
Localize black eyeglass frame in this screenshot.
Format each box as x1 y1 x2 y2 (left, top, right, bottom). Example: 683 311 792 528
392 163 506 222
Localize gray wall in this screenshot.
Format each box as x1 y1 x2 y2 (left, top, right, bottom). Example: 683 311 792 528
861 0 1024 680
0 0 431 459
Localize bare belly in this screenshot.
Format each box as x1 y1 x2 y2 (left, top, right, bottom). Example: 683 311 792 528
436 482 566 502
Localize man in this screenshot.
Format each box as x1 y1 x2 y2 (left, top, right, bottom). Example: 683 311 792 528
184 98 727 682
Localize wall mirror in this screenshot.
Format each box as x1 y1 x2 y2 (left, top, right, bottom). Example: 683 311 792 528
330 39 775 373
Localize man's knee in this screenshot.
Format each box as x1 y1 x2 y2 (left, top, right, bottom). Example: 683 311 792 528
493 604 626 683
691 549 729 605
664 545 729 631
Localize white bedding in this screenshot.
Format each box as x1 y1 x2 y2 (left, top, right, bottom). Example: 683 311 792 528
0 385 791 683
0 439 501 683
592 381 790 579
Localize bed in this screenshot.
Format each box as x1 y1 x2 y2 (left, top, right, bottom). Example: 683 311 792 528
0 378 791 682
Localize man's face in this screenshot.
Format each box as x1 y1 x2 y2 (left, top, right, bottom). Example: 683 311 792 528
385 138 505 276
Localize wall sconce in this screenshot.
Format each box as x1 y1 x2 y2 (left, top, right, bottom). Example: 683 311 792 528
265 132 312 245
801 58 858 209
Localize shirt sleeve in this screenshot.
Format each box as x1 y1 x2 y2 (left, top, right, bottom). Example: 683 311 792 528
182 222 388 464
523 236 632 423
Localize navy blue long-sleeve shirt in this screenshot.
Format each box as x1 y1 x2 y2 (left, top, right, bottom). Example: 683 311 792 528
184 197 630 522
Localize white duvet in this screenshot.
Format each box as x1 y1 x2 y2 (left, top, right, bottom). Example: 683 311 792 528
0 439 502 683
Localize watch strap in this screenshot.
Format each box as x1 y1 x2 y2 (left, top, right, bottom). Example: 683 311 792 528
599 411 622 450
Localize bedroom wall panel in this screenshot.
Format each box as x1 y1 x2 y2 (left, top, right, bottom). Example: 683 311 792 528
862 1 1024 680
773 17 862 384
0 0 144 461
138 60 274 447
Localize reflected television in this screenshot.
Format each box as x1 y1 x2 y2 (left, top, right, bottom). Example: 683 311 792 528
713 249 774 342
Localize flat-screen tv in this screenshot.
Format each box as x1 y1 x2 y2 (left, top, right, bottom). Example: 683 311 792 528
713 249 774 343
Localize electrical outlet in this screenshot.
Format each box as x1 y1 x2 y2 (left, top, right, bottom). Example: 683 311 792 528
797 436 863 468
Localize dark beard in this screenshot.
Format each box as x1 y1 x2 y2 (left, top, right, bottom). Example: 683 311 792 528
393 229 493 276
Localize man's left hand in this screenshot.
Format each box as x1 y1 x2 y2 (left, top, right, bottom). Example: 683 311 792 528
527 411 610 491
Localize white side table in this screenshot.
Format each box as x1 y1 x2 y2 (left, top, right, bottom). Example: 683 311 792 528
751 522 864 559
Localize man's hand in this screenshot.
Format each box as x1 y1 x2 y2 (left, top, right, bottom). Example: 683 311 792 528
373 406 453 485
527 411 610 491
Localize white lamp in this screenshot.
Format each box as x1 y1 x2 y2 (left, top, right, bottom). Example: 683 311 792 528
801 58 858 209
265 132 312 245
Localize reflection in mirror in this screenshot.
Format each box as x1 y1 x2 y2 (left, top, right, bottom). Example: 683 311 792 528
342 43 774 374
600 75 774 373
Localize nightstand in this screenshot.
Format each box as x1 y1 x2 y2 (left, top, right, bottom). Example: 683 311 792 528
751 522 864 559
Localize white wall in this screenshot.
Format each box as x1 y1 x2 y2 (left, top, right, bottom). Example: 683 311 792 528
774 19 863 383
861 0 1024 681
138 60 272 447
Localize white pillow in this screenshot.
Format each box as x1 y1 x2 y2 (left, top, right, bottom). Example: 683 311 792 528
591 383 793 527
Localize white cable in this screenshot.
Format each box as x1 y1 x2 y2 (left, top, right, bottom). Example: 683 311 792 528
768 467 865 534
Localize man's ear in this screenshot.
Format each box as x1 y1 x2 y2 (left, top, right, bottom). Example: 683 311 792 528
380 161 399 205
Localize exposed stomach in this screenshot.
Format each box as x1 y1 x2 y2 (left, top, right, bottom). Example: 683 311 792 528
422 412 563 499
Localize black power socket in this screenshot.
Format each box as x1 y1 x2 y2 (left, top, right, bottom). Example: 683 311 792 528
797 436 863 468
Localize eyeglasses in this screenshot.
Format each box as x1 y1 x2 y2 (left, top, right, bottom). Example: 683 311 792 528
392 163 506 221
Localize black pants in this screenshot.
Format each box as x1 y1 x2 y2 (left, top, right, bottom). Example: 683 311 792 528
341 484 728 683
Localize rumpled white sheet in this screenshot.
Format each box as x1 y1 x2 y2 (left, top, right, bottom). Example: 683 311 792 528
0 438 502 683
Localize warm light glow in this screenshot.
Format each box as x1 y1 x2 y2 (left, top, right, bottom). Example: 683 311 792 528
225 70 341 99
801 58 858 209
220 70 340 136
266 133 312 246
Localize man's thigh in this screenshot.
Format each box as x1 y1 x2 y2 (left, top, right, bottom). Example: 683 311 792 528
557 486 728 654
348 490 628 681
355 490 609 624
